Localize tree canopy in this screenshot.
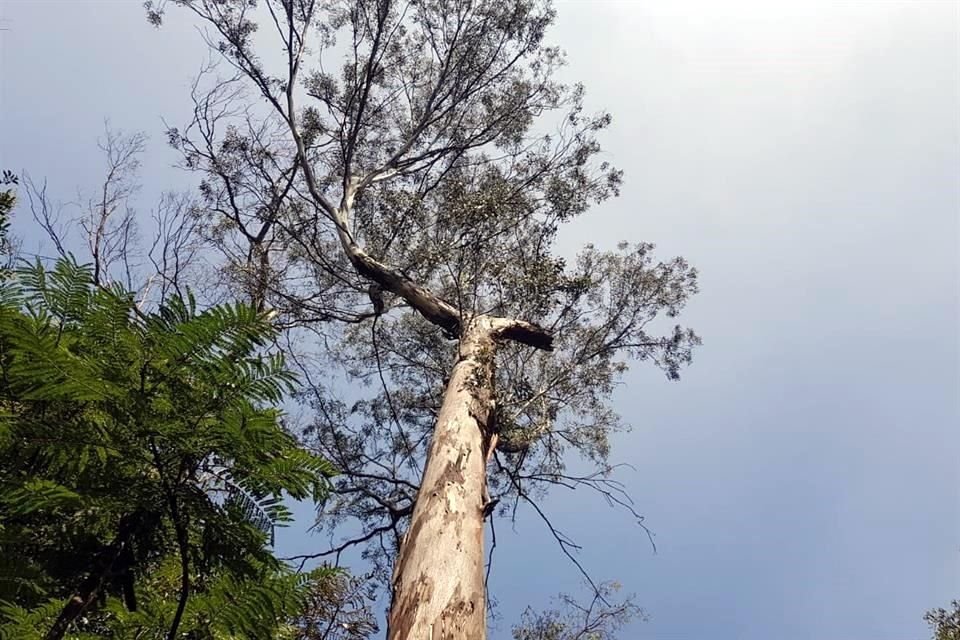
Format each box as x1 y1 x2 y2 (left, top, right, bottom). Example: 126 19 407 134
146 0 697 581
0 254 335 639
137 0 701 635
926 601 960 640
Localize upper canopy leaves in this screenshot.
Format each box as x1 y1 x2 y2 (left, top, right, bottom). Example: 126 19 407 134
149 0 699 594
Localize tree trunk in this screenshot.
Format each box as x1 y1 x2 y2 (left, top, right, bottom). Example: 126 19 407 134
387 317 498 640
45 514 140 640
44 576 103 640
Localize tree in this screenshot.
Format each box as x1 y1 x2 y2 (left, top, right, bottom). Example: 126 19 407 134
0 170 17 270
146 1 700 637
21 124 204 306
511 582 643 640
0 172 14 220
8 133 380 640
291 571 380 639
926 601 960 640
0 255 335 639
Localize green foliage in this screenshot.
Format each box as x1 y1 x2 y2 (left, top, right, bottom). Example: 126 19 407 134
0 256 336 638
0 170 15 217
0 170 17 273
99 556 338 640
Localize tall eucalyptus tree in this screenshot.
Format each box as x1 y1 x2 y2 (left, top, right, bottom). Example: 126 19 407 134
147 1 700 637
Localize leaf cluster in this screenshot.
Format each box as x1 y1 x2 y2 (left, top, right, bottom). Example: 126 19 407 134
511 581 644 640
926 600 960 640
0 256 335 639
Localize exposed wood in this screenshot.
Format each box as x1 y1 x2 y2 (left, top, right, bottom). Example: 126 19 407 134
387 318 499 640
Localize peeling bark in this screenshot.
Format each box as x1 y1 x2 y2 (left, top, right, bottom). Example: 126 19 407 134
387 318 499 640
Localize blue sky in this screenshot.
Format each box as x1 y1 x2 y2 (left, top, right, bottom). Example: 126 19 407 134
1 1 957 638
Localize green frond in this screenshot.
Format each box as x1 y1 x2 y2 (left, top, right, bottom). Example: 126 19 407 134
258 448 337 503
0 597 62 640
2 478 83 516
221 479 291 535
100 557 322 640
0 257 336 638
0 555 48 603
146 298 275 371
16 257 95 327
191 565 314 639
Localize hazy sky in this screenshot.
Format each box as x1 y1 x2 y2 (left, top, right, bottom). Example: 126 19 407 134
2 1 958 639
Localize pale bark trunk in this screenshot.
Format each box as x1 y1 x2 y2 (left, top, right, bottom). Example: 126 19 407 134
387 317 498 640
318 196 551 639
